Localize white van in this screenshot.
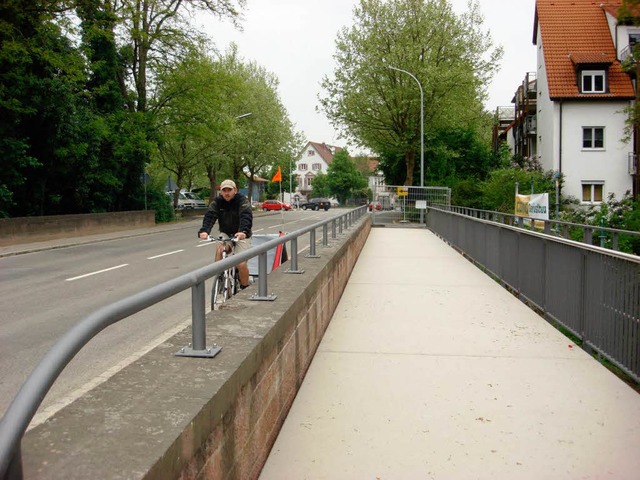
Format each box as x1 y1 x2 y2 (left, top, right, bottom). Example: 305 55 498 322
182 191 208 209
166 191 196 210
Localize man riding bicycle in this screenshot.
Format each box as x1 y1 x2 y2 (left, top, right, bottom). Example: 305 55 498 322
198 179 253 290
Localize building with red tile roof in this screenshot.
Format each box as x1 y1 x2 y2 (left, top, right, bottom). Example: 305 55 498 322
293 141 343 200
534 0 637 202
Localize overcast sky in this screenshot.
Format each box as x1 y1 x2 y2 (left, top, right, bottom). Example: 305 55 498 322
201 0 537 150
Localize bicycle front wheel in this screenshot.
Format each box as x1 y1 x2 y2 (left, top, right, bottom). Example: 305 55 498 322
211 274 227 310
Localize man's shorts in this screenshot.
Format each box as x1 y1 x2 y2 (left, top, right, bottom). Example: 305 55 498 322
233 237 252 255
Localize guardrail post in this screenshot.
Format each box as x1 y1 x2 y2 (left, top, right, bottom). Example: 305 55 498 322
338 217 344 235
322 224 329 246
285 237 304 274
584 227 593 245
306 228 320 258
176 281 221 358
332 219 337 239
250 252 277 301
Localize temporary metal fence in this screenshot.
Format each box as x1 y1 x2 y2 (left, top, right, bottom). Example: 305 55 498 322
0 206 368 480
427 206 640 384
370 185 451 226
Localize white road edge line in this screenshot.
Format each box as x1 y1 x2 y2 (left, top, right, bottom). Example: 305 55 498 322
147 249 184 259
65 264 129 282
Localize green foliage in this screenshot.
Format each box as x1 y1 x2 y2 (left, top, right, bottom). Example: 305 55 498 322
310 173 331 198
146 183 176 223
559 192 640 254
478 168 558 213
320 0 502 185
0 0 245 218
425 125 498 183
325 149 367 204
0 0 154 217
450 178 484 209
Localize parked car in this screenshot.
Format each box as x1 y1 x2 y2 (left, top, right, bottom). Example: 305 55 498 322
182 191 208 209
329 198 340 207
166 191 196 210
300 198 331 211
261 200 291 211
368 201 382 211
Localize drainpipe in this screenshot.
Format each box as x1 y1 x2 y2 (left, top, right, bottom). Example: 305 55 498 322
558 100 563 196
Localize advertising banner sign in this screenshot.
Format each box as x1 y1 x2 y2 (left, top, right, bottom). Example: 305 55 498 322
515 193 549 220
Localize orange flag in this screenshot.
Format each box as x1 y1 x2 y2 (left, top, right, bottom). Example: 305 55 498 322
271 166 282 182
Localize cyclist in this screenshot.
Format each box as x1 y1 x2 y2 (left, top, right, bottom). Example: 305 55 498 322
198 179 253 290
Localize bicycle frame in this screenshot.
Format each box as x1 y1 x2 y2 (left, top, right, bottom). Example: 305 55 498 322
210 235 240 310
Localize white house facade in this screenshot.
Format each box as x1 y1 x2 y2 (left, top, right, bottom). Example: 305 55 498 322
293 141 342 199
534 0 637 204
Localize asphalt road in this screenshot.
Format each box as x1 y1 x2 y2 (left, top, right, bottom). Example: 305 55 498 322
0 209 344 426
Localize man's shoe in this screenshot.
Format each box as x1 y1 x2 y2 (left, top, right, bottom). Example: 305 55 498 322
239 284 250 290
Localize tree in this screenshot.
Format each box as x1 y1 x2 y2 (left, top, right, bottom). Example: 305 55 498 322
113 0 245 112
479 168 557 214
153 53 235 207
310 173 331 198
326 149 368 204
320 0 502 186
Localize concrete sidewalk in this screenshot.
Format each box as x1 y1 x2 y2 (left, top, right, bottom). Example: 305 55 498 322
260 228 640 480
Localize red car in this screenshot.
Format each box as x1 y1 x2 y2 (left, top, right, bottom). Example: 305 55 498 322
261 200 291 211
368 201 382 211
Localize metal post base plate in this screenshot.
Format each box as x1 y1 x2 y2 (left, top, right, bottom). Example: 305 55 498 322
305 254 321 258
285 268 305 274
249 293 278 301
175 345 222 358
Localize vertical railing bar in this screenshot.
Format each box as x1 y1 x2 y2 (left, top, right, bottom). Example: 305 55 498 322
258 252 268 296
290 238 298 270
191 282 206 351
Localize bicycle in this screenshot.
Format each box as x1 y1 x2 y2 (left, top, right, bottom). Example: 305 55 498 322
206 234 241 310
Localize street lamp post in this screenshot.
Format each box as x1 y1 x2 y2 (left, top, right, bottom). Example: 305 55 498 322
388 66 424 189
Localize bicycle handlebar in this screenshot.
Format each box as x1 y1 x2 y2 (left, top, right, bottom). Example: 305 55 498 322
205 234 238 244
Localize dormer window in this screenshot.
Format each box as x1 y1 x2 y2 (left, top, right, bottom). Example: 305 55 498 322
581 70 606 93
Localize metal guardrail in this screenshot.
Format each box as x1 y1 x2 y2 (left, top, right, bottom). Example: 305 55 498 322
0 206 368 479
427 206 640 385
439 205 640 253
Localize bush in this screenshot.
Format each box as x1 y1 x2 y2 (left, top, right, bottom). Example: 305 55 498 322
559 192 640 255
146 186 175 223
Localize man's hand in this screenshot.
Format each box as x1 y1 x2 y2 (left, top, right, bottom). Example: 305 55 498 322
199 232 209 240
234 232 246 240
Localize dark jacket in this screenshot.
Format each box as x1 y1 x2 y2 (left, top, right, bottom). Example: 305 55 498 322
198 193 253 238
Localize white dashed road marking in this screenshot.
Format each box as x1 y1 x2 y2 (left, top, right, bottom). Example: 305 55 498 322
65 264 129 282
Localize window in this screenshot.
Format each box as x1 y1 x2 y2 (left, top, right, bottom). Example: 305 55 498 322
307 150 315 156
299 163 308 171
583 127 604 149
630 33 640 45
312 163 321 171
581 70 606 93
582 182 604 203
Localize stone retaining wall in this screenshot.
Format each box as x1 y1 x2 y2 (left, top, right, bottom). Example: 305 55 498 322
0 211 155 246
